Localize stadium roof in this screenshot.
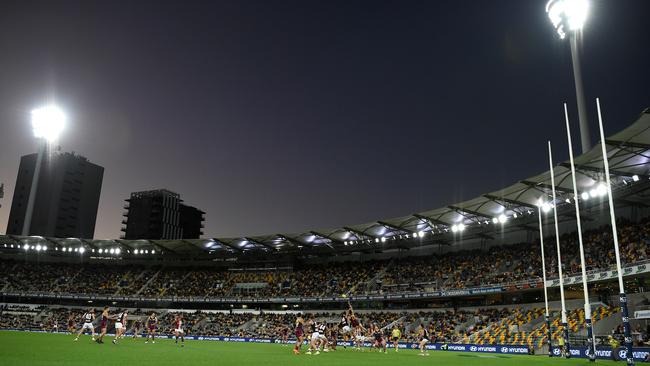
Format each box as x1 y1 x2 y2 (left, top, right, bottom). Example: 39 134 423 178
2 107 650 259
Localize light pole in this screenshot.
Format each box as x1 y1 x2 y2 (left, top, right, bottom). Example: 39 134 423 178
22 105 66 236
546 0 591 153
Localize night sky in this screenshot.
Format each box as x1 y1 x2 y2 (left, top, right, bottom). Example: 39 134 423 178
0 0 648 239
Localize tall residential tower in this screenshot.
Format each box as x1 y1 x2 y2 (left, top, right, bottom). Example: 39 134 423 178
6 152 104 238
121 189 204 240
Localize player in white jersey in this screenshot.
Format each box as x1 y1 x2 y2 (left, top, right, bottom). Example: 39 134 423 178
174 314 185 347
75 308 96 341
112 310 128 344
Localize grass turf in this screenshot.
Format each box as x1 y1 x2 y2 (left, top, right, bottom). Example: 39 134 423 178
0 331 619 366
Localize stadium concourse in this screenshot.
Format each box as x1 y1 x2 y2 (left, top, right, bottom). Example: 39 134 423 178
2 108 650 363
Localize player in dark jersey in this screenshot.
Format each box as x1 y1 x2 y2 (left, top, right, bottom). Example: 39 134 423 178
280 326 289 346
96 306 110 344
292 314 305 355
371 324 387 353
145 312 158 344
75 308 96 341
328 323 338 351
112 310 128 344
418 324 430 356
132 319 142 339
68 315 76 334
306 318 318 355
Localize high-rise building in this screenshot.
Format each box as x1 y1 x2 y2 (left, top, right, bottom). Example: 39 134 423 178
121 189 205 240
6 152 104 238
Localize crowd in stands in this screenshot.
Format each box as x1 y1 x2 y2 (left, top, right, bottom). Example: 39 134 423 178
1 219 649 299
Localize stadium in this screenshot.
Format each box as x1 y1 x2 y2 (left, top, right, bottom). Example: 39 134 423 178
2 1 650 366
3 109 650 365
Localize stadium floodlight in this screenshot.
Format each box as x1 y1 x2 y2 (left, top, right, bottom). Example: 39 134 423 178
109 248 115 254
589 188 598 198
596 183 608 197
451 225 458 233
115 248 121 255
35 245 42 251
380 237 386 243
498 214 507 224
79 247 85 254
23 244 29 250
43 246 47 251
98 248 103 254
581 191 590 200
513 213 518 219
418 230 425 238
546 0 591 154
491 217 498 224
457 223 465 232
23 104 66 237
546 0 589 39
632 175 640 182
151 250 156 254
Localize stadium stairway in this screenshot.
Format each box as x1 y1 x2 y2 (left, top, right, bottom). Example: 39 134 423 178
136 269 162 295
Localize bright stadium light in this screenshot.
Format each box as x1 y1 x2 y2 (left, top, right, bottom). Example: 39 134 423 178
31 105 66 142
589 188 598 198
581 191 590 200
43 246 47 251
35 245 42 251
498 214 508 224
492 217 498 224
23 104 67 236
109 248 115 254
547 0 592 156
98 248 103 254
458 223 465 232
632 175 640 182
23 244 29 250
380 237 386 243
546 0 589 40
115 248 121 255
451 225 458 233
79 247 85 254
418 230 425 238
151 250 155 254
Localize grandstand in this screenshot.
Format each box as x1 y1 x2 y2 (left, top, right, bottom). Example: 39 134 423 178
2 108 650 362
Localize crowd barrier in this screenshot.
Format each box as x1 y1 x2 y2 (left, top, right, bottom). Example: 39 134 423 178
549 346 650 361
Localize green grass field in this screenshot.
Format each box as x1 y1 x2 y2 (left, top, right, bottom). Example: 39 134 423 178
0 331 620 366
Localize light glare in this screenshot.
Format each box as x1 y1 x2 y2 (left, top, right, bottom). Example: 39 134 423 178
31 105 66 142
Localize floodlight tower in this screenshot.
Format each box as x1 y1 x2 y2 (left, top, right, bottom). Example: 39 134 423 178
22 105 66 236
546 0 591 153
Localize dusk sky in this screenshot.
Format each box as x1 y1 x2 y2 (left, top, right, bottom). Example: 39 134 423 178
0 0 648 239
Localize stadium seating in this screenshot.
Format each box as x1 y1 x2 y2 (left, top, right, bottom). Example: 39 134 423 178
2 219 649 299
